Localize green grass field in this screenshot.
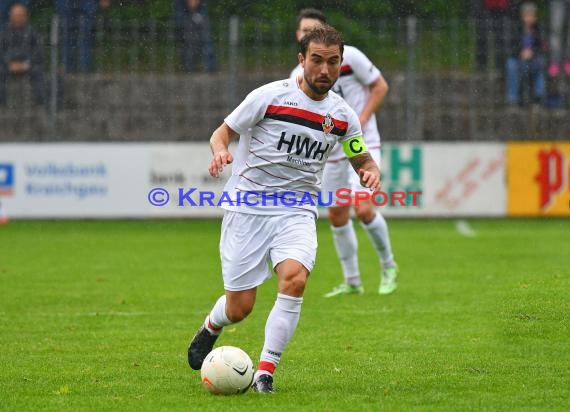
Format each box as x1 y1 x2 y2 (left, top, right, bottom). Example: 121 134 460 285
1 218 568 411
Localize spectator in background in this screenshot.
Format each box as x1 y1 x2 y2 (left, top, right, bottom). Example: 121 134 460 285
0 0 29 30
548 0 570 77
174 0 216 73
472 0 512 72
506 2 546 106
0 3 45 106
55 0 111 73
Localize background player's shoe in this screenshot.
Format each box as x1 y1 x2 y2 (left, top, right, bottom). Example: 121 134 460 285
187 326 219 370
379 265 398 295
324 283 364 298
252 374 274 393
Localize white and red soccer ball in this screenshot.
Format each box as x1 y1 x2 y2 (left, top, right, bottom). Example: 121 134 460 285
200 346 254 395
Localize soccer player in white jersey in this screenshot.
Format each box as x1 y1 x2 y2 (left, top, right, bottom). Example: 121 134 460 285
187 26 381 393
291 9 398 297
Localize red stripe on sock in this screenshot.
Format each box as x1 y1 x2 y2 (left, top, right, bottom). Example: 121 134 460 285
207 319 222 332
258 361 276 374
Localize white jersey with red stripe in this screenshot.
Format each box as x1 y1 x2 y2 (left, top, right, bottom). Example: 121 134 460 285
222 77 363 217
291 45 382 161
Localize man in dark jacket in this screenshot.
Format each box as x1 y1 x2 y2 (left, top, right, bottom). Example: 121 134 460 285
0 3 45 106
505 2 546 105
174 0 216 73
55 0 110 73
472 0 513 71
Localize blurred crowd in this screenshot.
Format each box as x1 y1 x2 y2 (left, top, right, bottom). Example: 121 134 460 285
472 0 569 107
0 0 216 108
0 0 569 109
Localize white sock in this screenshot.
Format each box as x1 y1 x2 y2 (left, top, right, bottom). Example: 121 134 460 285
204 295 232 335
360 212 395 268
331 220 360 286
255 293 303 379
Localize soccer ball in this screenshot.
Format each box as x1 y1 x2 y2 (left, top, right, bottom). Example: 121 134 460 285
200 346 255 395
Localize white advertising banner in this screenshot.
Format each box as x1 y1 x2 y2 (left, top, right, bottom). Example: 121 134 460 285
147 143 229 217
0 143 149 218
378 143 506 216
0 142 506 219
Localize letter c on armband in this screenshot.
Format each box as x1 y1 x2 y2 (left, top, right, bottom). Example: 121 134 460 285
342 136 367 158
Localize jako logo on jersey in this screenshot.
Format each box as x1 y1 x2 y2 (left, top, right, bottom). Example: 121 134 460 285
277 132 330 160
322 113 335 135
283 100 298 107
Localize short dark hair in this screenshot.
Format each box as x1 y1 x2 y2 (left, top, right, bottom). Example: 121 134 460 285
299 25 344 58
296 8 327 29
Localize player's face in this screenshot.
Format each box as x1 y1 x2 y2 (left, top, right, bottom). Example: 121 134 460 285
296 18 324 42
299 41 342 97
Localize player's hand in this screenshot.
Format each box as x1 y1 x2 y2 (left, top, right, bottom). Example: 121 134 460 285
359 169 381 192
209 150 233 178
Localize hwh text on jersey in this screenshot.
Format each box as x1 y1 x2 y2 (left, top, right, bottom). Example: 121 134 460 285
277 132 331 160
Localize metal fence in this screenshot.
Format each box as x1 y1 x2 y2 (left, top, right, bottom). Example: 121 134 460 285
1 16 568 142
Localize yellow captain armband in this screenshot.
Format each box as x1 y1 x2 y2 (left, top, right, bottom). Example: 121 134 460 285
342 136 368 158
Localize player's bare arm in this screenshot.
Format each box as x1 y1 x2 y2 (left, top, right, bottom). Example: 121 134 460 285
349 152 381 192
359 75 389 126
341 136 380 191
209 122 238 178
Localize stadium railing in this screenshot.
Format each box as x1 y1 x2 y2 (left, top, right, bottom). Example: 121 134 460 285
0 16 567 142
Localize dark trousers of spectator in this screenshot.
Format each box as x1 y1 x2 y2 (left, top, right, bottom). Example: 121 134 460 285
0 64 46 106
549 0 570 65
59 12 96 73
182 17 216 73
506 56 545 105
475 12 510 71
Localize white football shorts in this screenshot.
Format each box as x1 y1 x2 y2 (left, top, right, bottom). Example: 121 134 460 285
321 147 381 206
219 211 317 291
